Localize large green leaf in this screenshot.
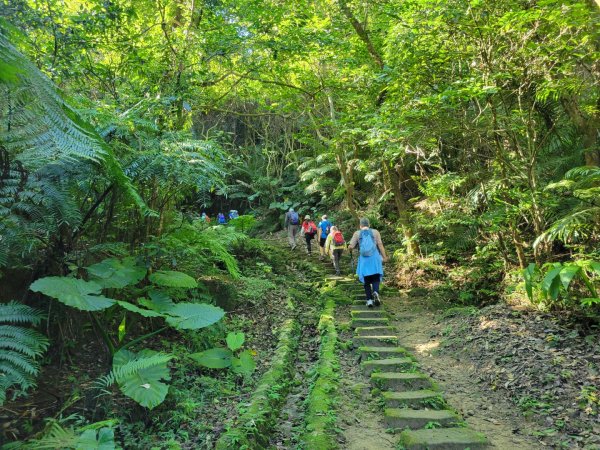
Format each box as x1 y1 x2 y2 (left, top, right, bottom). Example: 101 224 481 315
190 348 232 369
559 265 580 290
116 301 163 318
86 257 146 289
149 270 198 288
138 290 175 312
231 350 256 376
30 277 115 311
165 303 224 330
541 265 563 301
75 427 115 450
226 332 245 351
112 349 172 409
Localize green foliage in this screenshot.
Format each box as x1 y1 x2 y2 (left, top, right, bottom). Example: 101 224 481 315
226 332 245 352
29 277 116 311
191 331 255 375
164 303 225 330
86 257 147 289
523 260 600 309
190 348 232 369
148 271 198 289
101 349 173 410
0 301 49 405
24 419 117 449
228 215 256 233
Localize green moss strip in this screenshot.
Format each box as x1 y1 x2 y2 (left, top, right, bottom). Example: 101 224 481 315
215 318 300 450
300 295 339 449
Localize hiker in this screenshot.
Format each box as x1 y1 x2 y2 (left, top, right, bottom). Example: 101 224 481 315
229 209 239 220
284 207 300 249
317 214 332 260
201 212 208 222
217 212 227 225
325 225 346 276
301 215 318 255
348 218 389 308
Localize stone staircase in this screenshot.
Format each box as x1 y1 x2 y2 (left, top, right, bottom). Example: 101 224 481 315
344 284 490 450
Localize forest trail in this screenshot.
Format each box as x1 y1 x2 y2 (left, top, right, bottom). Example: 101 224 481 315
312 254 543 449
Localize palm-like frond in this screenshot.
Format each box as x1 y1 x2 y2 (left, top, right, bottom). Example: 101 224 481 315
0 301 49 405
0 30 149 215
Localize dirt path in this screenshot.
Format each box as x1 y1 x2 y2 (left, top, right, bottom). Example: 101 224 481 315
387 291 543 449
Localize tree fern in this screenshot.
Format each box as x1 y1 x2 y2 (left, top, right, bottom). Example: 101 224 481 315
0 301 49 405
0 29 150 215
537 165 600 247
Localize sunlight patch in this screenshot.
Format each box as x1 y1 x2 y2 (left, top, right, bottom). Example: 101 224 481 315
415 340 440 354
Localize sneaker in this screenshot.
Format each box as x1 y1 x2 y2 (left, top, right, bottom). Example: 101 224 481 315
366 299 374 308
291 244 297 250
373 291 381 306
319 255 324 261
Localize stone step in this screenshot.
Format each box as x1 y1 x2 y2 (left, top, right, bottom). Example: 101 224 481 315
361 357 415 376
371 372 433 391
359 346 408 359
353 335 398 347
384 408 459 429
351 310 387 319
354 326 395 336
351 304 380 310
351 317 389 328
382 390 444 408
398 428 489 449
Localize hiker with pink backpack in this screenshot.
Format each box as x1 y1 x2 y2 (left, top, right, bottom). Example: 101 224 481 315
325 225 346 276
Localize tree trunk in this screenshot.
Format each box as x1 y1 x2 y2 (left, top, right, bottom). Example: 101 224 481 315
384 163 420 255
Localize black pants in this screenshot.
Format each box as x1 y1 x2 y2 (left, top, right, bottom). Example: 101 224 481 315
305 234 314 253
332 249 343 274
364 274 381 300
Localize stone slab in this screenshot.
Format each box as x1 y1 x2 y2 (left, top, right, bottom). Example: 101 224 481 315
382 390 444 408
354 335 398 347
359 346 408 359
354 326 396 336
361 357 415 375
384 408 459 429
351 318 389 328
371 372 432 391
398 428 489 449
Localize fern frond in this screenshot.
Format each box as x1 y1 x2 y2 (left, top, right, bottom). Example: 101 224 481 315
534 207 600 247
96 353 173 388
0 301 45 325
0 301 49 405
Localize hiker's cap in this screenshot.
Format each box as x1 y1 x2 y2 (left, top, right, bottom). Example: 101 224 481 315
304 215 311 220
289 207 294 212
322 214 328 220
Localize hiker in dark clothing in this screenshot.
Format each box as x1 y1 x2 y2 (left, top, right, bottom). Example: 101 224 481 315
284 208 300 249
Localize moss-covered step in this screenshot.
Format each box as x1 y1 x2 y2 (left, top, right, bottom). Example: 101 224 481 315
354 335 398 347
384 408 459 429
351 317 389 328
371 372 433 391
352 304 388 311
351 310 388 319
359 346 408 359
382 390 444 408
361 357 416 376
354 326 396 336
397 428 489 449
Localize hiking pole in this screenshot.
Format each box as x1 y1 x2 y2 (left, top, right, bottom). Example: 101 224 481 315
350 249 355 272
